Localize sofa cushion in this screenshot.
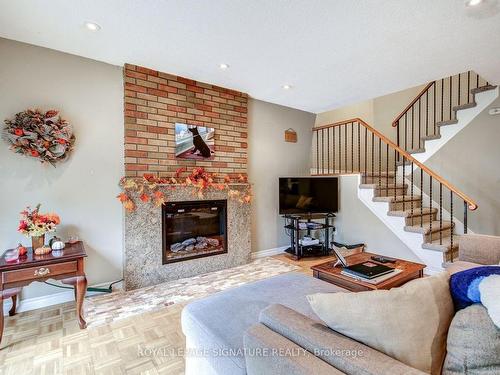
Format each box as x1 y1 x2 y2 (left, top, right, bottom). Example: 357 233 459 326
181 272 343 374
307 272 454 375
458 234 500 264
443 304 500 375
445 260 480 275
259 304 427 375
449 266 500 311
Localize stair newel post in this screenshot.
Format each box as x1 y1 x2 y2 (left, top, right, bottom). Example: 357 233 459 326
463 201 468 234
420 168 424 228
450 191 454 262
439 183 443 245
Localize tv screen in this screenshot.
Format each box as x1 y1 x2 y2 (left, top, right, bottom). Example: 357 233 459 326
279 177 338 214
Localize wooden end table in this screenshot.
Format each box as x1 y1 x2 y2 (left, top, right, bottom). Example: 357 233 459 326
0 241 87 344
311 251 425 292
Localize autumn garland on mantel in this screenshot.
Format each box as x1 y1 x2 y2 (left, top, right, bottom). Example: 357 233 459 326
117 167 252 212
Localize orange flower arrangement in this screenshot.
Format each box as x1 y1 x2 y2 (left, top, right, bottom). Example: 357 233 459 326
117 167 252 213
18 204 61 237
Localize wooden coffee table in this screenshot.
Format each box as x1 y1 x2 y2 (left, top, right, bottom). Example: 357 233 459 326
311 252 425 292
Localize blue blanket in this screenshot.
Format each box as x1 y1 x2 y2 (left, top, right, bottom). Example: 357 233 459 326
450 266 500 311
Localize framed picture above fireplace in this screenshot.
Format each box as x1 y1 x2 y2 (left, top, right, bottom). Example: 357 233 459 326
175 123 215 160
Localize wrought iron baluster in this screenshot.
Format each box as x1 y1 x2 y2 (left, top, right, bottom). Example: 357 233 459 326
338 125 342 173
321 128 325 174
420 169 423 227
394 149 397 200
441 78 444 122
404 113 407 151
411 106 414 150
351 122 354 173
386 143 389 196
364 126 367 173
378 138 381 188
357 122 361 172
418 98 421 149
371 132 374 177
449 75 452 120
450 191 454 261
327 127 330 173
402 156 406 211
332 127 336 173
439 183 443 245
467 71 471 103
464 201 468 234
344 124 347 174
315 130 319 174
411 162 414 219
429 176 433 237
458 73 461 106
425 91 429 136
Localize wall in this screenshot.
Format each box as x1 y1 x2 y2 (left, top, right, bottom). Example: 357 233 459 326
247 99 315 253
425 96 500 235
315 84 426 141
124 64 248 178
0 38 124 299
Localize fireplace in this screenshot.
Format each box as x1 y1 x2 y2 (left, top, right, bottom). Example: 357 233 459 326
162 200 227 264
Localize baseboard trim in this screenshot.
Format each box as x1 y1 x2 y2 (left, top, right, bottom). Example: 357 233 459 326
251 246 288 259
2 280 123 314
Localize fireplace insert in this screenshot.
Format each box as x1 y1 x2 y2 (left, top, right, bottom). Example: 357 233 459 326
162 200 227 264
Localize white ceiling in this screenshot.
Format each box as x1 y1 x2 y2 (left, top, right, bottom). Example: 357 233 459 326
1 0 499 113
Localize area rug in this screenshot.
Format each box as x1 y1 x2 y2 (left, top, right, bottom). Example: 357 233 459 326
84 257 300 327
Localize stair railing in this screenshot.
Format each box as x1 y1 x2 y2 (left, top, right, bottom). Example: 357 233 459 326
392 71 491 154
312 118 478 261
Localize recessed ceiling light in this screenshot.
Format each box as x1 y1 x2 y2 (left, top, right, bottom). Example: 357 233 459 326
282 84 292 90
466 0 483 6
219 63 229 70
84 21 101 31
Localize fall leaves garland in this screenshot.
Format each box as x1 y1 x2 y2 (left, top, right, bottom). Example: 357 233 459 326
117 167 252 212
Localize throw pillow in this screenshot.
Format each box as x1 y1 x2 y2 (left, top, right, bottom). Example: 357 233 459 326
479 274 500 328
443 304 500 375
449 266 500 310
307 272 454 374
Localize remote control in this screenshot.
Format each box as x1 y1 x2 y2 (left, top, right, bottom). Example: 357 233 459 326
371 255 396 264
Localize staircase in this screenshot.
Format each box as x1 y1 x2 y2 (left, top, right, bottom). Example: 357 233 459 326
392 71 498 165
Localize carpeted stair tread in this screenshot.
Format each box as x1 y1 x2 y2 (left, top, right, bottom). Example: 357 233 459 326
436 119 458 127
422 237 459 252
359 183 407 189
421 134 441 141
388 207 437 218
373 195 421 203
408 148 426 155
404 220 454 235
453 102 476 112
470 85 497 94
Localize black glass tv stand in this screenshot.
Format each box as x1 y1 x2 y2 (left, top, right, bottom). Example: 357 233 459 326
283 213 335 260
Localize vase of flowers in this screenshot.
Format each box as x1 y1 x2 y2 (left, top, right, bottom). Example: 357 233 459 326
18 204 60 249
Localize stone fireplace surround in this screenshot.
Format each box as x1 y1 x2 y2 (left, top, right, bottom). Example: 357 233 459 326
124 185 251 290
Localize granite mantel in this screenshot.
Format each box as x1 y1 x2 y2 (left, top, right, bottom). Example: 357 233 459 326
124 185 251 290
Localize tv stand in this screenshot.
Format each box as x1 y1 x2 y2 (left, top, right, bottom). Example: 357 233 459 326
283 213 335 260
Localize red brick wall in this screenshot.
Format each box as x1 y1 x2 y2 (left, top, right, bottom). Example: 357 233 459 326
124 64 248 178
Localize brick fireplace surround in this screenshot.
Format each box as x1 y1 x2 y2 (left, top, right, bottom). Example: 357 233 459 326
124 64 248 178
123 65 251 290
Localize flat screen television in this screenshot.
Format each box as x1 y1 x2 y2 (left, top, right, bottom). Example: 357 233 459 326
279 177 339 215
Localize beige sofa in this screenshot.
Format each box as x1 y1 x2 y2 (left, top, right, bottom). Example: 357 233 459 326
244 234 500 375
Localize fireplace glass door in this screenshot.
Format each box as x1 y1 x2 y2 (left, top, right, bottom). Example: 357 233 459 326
162 200 227 264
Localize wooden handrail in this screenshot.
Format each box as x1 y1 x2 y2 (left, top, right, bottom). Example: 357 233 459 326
312 118 478 210
391 81 435 127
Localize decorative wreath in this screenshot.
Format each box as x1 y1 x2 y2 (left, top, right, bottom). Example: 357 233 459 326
3 109 75 165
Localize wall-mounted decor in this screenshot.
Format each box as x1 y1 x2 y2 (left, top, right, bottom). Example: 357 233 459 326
3 109 75 165
284 128 297 143
175 123 215 160
117 167 252 213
